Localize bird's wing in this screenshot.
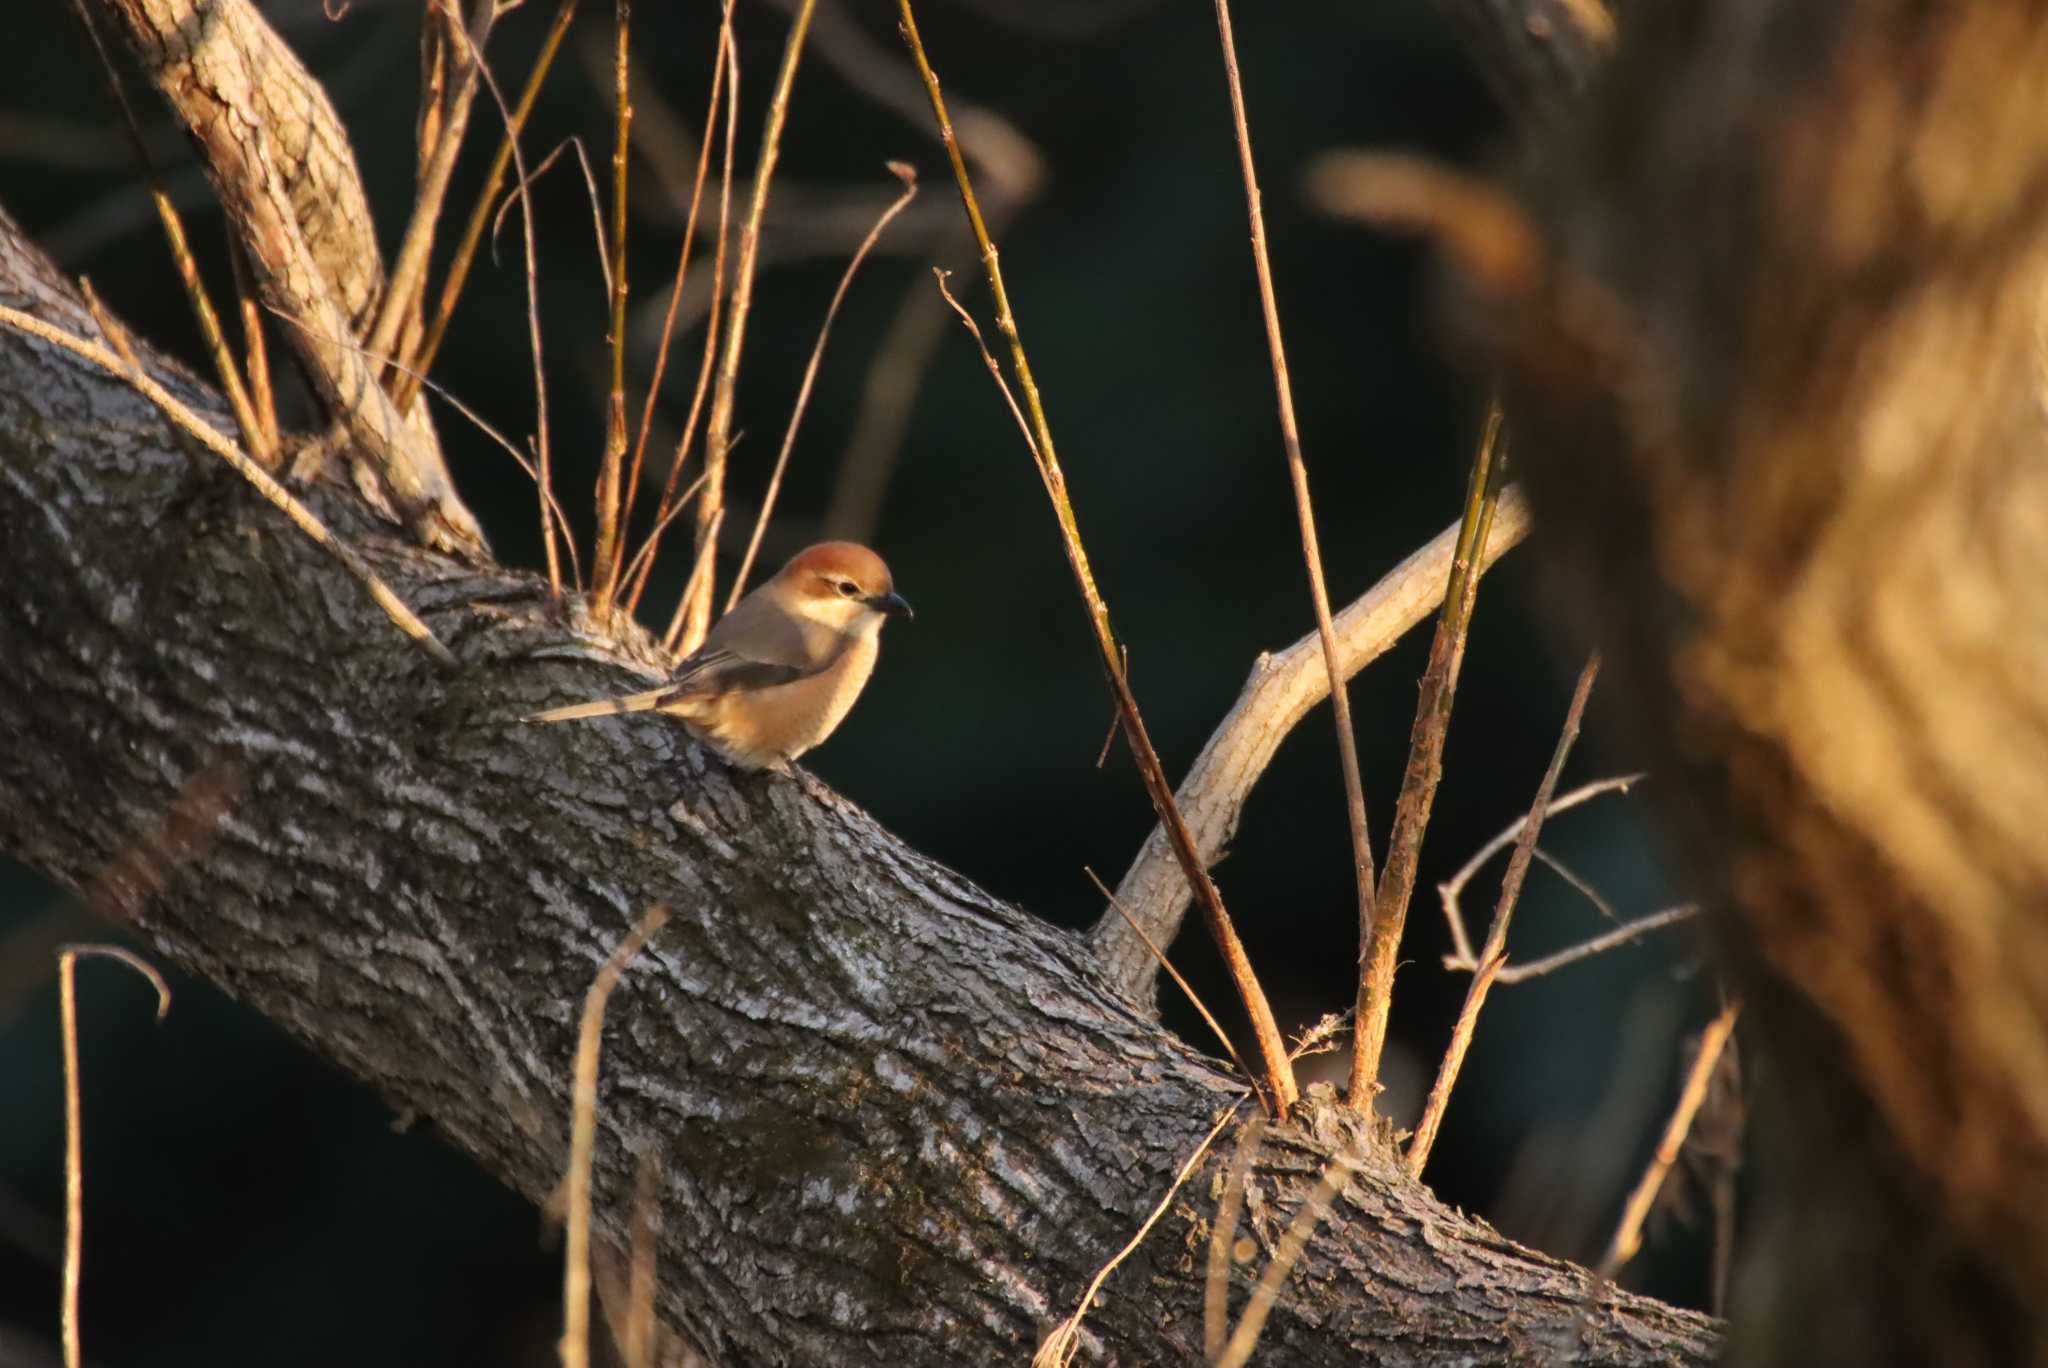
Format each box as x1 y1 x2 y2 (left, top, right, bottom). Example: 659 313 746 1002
525 590 826 724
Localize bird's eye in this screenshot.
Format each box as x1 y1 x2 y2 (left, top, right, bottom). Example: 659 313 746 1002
836 580 860 597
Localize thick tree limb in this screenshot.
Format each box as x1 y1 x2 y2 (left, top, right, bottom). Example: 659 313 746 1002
98 0 483 556
0 209 1712 1366
1092 491 1530 1006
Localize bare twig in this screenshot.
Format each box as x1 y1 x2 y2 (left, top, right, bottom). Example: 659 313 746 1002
684 0 821 652
726 165 919 607
1032 1104 1243 1368
1085 869 1249 1084
65 0 271 464
0 306 458 669
590 0 636 620
1600 999 1743 1277
1206 1117 1267 1360
1092 490 1532 1002
1463 905 1701 985
620 0 732 602
561 905 672 1368
1407 654 1601 1177
1436 773 1645 965
1353 406 1509 1104
442 2 563 592
398 0 582 409
365 0 497 373
58 944 171 1368
904 0 1297 1116
228 243 279 456
1211 0 1381 1098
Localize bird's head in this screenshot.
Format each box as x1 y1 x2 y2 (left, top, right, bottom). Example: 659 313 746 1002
774 541 913 636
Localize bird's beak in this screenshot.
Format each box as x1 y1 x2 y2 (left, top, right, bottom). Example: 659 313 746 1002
868 591 914 621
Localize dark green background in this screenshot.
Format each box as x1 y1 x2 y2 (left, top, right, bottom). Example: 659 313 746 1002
0 2 1711 1362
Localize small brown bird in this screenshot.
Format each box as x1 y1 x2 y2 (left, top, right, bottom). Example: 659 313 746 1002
527 541 911 769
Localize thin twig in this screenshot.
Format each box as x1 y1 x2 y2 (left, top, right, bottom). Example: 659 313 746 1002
649 7 743 630
685 0 821 651
590 0 636 620
1215 1146 1367 1368
399 0 582 408
1353 406 1508 1103
66 0 270 464
1437 773 1644 964
621 0 731 599
366 0 497 372
441 1 564 593
228 242 278 456
904 0 1297 1117
1599 998 1742 1277
0 306 458 668
1086 869 1249 1083
1473 905 1701 985
1210 0 1380 1094
58 944 171 1368
726 164 919 607
1407 654 1601 1177
1205 1117 1267 1361
1032 1104 1243 1368
561 906 672 1368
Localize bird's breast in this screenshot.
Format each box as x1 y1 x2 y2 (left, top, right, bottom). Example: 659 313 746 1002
692 635 879 768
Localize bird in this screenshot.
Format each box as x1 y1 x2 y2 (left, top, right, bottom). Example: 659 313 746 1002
526 541 912 770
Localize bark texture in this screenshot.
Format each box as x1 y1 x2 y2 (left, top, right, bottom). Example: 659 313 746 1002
0 214 1715 1364
1473 0 2048 1361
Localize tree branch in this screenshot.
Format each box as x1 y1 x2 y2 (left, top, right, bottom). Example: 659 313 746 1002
0 205 1714 1368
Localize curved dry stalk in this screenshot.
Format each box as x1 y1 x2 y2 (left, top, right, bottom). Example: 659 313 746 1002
682 0 821 652
561 905 671 1368
905 4 1296 1117
726 165 919 607
1091 488 1532 1003
1407 654 1600 1177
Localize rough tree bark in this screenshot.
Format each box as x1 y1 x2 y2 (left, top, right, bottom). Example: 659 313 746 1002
0 216 1715 1363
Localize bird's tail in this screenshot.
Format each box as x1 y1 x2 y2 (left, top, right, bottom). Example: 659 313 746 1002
524 686 677 724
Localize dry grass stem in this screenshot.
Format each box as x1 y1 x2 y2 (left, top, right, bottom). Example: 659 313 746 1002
1094 488 1530 1003
684 0 821 652
1352 408 1509 1104
78 280 144 376
58 944 171 1368
621 0 732 600
66 0 271 463
1032 1104 1243 1368
1469 905 1700 985
590 0 636 619
649 8 743 632
904 0 1297 1117
0 306 458 668
366 0 496 370
624 1147 662 1368
399 0 582 409
444 4 565 593
1211 0 1380 1077
1436 773 1644 964
1086 869 1250 1083
725 165 919 607
1599 998 1742 1277
228 243 279 455
1215 1146 1366 1368
1205 1116 1267 1360
1407 653 1601 1177
562 905 672 1368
